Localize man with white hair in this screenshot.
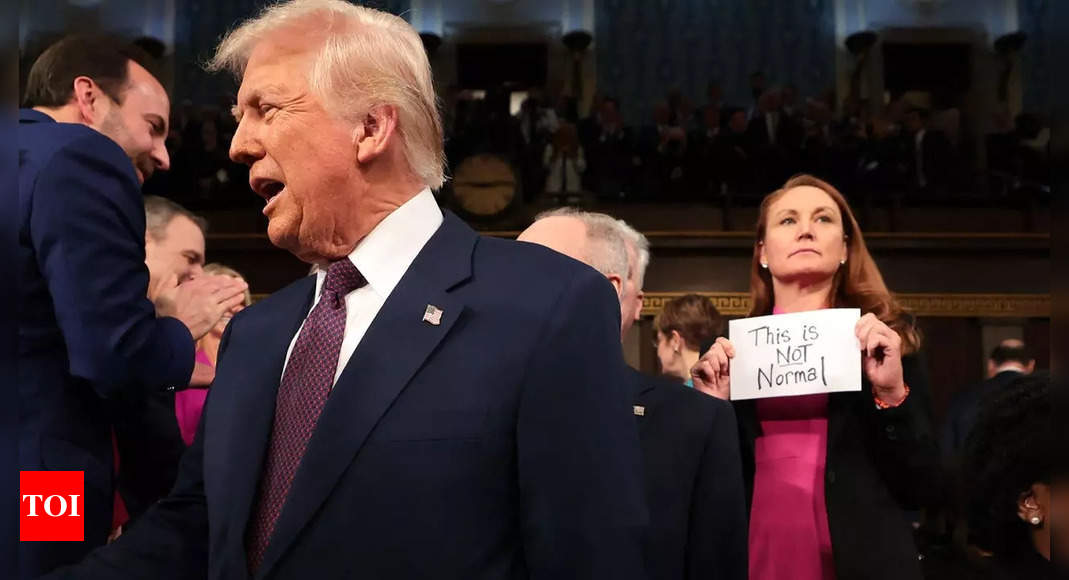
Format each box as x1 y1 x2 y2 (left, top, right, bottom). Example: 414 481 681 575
50 2 646 579
519 210 748 580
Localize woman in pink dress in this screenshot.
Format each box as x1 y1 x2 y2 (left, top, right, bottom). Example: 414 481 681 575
175 263 251 446
692 174 939 580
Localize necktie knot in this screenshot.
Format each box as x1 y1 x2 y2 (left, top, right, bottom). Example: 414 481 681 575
322 259 366 305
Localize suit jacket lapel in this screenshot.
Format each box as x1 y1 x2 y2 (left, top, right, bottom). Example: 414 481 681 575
257 213 476 577
209 276 316 575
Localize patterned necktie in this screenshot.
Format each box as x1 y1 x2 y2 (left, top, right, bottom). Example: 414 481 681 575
245 258 366 573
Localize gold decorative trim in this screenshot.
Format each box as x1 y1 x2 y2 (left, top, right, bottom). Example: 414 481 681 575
642 293 1050 318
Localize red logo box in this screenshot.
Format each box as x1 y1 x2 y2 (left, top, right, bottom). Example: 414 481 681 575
20 471 84 542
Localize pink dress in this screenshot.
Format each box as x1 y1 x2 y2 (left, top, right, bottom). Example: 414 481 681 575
174 349 212 446
748 308 836 580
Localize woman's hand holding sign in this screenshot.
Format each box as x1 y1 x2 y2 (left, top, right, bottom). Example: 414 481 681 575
855 313 907 406
691 337 735 400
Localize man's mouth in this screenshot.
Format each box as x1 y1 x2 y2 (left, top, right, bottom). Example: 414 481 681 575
250 178 286 213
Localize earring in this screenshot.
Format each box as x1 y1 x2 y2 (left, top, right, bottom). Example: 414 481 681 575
760 263 768 269
1030 516 1042 526
840 259 846 265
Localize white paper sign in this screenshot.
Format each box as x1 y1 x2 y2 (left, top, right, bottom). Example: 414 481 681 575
729 308 861 401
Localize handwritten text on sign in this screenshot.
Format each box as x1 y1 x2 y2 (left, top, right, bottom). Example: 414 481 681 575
729 309 861 401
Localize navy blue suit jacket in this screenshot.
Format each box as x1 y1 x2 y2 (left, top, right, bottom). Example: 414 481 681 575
53 213 648 580
17 109 195 578
629 368 748 580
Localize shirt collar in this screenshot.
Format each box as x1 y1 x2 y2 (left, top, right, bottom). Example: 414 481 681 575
317 188 442 299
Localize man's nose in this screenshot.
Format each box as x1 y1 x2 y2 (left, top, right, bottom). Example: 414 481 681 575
230 118 264 165
153 140 171 172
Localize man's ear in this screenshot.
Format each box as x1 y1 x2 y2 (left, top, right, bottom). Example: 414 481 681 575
606 274 623 298
632 291 645 321
71 75 107 125
354 104 399 164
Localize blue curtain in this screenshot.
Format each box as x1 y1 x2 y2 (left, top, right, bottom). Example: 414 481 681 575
174 0 411 104
595 0 835 124
1018 0 1048 114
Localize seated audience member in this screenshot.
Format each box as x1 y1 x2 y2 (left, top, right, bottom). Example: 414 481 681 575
942 339 1035 460
175 263 253 446
691 174 940 580
543 121 586 204
653 294 723 386
519 208 747 580
960 374 1065 579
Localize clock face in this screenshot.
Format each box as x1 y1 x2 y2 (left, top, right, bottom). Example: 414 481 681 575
451 154 518 217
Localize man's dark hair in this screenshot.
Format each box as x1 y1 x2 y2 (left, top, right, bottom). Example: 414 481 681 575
23 35 161 108
990 342 1034 366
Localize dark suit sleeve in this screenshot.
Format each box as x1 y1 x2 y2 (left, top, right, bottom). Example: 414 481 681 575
516 269 648 580
687 398 748 580
863 352 942 510
29 132 194 396
42 322 234 579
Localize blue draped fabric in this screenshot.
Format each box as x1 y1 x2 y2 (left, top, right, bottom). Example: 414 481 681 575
594 0 835 124
1018 0 1049 113
173 0 411 104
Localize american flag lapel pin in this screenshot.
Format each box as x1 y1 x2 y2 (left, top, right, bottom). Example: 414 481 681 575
422 304 443 326
633 405 645 416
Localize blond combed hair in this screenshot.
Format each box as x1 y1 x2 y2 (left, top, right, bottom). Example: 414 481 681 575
208 0 445 189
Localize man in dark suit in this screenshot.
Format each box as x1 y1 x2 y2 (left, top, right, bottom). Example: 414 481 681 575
904 107 955 192
519 209 748 580
942 339 1035 460
48 4 647 579
17 36 248 577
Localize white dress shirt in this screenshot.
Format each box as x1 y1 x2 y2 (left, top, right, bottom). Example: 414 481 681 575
281 188 443 386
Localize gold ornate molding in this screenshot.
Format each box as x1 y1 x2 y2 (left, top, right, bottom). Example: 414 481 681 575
642 293 1050 318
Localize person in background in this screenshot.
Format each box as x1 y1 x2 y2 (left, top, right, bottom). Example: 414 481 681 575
960 374 1065 579
903 106 954 192
113 196 245 526
17 35 246 577
176 263 253 446
519 208 747 580
543 120 586 204
691 174 940 580
653 294 723 386
942 338 1035 460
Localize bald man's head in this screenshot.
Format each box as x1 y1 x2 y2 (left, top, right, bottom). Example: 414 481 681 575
519 211 639 340
517 215 591 266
